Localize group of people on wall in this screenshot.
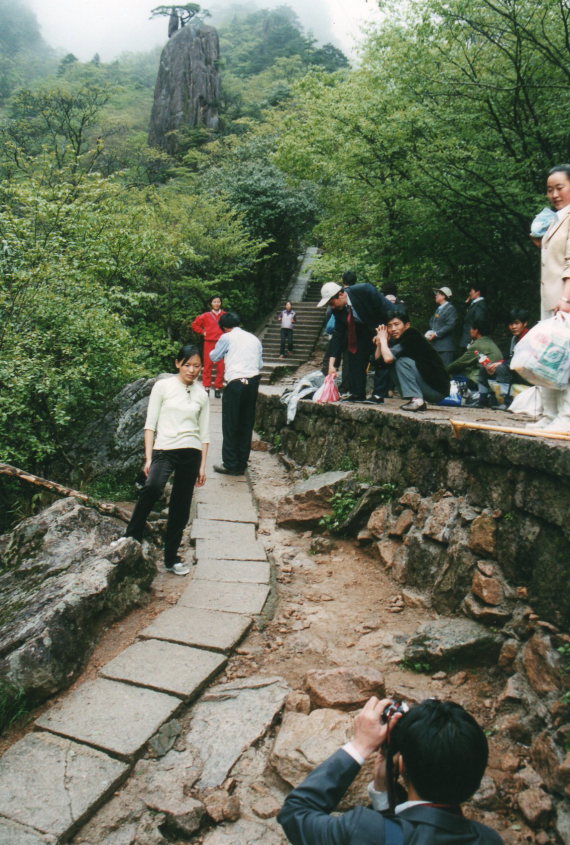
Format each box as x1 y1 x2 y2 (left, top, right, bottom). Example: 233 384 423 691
319 163 570 433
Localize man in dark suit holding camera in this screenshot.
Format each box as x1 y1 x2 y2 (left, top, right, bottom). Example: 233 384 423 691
278 696 503 844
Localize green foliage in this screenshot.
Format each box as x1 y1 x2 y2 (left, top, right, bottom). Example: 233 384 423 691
319 490 360 534
0 0 55 104
400 659 432 674
84 473 137 502
0 678 29 733
274 0 570 323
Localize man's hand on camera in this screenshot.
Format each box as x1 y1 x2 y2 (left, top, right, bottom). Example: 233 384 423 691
351 697 392 759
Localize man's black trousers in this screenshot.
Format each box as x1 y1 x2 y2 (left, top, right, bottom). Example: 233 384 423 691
222 376 260 472
126 448 201 565
347 323 375 399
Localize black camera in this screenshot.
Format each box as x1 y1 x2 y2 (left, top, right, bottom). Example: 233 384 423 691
381 699 409 723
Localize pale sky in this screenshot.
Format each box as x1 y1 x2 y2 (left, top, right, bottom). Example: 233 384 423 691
25 0 383 62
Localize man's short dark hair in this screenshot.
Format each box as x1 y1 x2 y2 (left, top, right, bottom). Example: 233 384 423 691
470 283 487 297
381 282 398 297
219 312 241 330
389 700 489 805
509 307 529 324
388 305 410 324
342 271 357 286
471 317 490 335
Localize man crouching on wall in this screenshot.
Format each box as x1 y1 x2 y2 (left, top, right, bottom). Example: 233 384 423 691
278 696 503 844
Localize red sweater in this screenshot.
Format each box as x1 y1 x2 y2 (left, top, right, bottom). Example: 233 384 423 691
191 310 227 342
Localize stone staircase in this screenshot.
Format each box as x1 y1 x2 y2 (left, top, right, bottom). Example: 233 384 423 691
259 281 325 383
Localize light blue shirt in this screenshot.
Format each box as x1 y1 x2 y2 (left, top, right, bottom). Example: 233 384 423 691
210 327 263 381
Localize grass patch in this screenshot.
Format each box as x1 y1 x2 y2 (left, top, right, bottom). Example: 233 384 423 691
0 680 30 734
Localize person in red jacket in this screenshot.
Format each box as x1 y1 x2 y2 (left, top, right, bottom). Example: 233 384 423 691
191 295 227 397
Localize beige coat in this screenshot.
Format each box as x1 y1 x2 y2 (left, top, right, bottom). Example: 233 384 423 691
541 207 570 312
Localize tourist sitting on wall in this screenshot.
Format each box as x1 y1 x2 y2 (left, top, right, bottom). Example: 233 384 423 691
477 308 531 408
447 318 503 388
374 306 449 412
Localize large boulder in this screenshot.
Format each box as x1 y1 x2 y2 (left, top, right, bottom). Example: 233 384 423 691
72 376 165 480
404 618 503 668
303 666 385 711
0 498 154 722
276 471 353 528
149 23 221 154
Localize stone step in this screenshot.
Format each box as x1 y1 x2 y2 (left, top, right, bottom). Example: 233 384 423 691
36 678 182 761
193 558 270 584
100 639 226 700
194 537 266 561
190 518 257 543
0 732 129 843
140 605 252 653
178 580 270 615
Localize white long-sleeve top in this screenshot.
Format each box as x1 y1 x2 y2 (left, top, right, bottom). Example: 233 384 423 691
145 376 210 451
210 327 263 382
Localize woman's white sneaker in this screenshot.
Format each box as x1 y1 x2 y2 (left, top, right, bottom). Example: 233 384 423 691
165 561 190 576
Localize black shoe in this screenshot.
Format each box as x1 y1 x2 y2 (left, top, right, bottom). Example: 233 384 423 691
363 395 384 405
340 394 366 403
214 389 222 398
213 464 243 475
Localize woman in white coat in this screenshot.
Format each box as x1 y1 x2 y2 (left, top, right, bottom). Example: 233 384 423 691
529 165 570 431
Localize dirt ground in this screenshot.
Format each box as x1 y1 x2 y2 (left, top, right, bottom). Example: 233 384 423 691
0 398 547 842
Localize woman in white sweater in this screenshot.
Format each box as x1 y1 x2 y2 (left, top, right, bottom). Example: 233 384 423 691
112 344 210 575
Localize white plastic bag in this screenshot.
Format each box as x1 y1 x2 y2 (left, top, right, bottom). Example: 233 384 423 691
507 386 542 415
511 313 570 389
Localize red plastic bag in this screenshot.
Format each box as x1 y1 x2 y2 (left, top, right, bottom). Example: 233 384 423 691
313 373 340 404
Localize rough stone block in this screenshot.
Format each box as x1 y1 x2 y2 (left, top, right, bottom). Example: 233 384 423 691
196 538 267 561
366 505 390 537
190 519 257 543
270 708 373 809
422 497 458 543
101 640 226 698
193 559 270 584
36 678 180 760
404 618 503 667
275 471 353 527
186 676 289 789
471 571 504 606
388 509 414 537
141 606 251 652
522 633 562 695
179 580 270 615
0 732 127 840
468 514 497 556
200 819 285 844
303 666 385 711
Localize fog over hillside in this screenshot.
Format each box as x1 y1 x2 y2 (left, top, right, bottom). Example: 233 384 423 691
24 0 382 61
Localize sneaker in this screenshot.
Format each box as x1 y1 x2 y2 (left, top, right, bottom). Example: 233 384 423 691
110 536 130 549
214 389 222 398
400 398 427 412
165 561 190 576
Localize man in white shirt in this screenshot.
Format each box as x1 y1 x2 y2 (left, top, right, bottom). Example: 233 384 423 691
210 312 264 475
278 696 503 844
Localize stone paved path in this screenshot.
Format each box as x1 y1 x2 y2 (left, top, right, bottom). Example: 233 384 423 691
0 401 271 845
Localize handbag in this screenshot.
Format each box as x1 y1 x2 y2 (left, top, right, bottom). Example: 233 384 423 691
313 373 340 404
511 313 570 389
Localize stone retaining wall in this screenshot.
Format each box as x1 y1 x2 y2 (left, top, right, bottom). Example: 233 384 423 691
256 394 570 629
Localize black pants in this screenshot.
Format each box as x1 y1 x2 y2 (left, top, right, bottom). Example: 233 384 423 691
126 448 201 565
280 328 294 355
347 323 375 399
222 376 260 472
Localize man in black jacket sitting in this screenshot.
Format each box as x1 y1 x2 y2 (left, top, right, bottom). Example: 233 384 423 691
278 696 503 845
374 306 450 411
